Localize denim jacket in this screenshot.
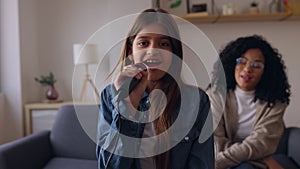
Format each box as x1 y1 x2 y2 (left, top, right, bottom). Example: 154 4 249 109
96 84 214 169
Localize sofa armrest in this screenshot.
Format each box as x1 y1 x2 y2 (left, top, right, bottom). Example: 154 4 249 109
0 130 53 169
288 127 300 167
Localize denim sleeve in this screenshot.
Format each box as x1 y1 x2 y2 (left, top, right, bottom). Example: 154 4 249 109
96 85 143 169
187 90 215 169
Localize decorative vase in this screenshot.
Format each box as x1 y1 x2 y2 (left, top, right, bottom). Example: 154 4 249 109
46 85 59 100
250 7 259 14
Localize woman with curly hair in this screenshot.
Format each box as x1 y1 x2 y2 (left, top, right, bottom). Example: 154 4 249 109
207 35 291 169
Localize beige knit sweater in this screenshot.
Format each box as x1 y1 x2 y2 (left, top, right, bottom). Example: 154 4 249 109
208 89 287 169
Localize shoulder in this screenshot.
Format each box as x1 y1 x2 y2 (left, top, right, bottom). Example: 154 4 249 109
257 99 288 112
183 85 213 138
206 86 229 106
181 84 209 102
100 84 118 104
181 84 211 124
101 84 117 96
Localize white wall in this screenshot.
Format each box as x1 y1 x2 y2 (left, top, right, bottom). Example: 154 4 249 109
20 0 40 103
0 0 23 143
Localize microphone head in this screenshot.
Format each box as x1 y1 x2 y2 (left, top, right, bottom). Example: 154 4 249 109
134 62 147 71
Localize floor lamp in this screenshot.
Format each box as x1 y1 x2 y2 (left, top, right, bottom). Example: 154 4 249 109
73 43 100 103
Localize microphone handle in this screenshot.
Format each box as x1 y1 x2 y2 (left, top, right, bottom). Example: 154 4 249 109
116 63 147 100
117 77 141 100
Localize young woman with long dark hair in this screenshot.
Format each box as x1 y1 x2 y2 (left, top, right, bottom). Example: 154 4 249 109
96 8 214 169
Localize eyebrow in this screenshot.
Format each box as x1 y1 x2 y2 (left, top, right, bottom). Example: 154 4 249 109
241 56 264 63
252 59 264 63
136 34 170 40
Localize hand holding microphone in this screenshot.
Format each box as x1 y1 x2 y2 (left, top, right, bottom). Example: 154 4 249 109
115 62 148 100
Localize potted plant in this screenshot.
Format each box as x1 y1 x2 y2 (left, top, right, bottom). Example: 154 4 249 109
250 1 260 14
35 72 59 100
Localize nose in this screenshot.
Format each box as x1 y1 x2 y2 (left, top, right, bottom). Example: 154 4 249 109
243 62 253 73
146 46 159 56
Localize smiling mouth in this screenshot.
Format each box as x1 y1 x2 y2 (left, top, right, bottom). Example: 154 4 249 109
143 60 161 68
241 75 252 82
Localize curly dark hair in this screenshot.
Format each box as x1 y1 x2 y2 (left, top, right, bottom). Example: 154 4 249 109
211 35 291 106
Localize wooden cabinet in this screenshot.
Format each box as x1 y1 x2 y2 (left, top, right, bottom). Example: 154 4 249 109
24 101 73 136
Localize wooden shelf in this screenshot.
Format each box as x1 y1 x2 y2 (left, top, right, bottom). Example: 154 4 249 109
182 12 296 23
288 13 300 20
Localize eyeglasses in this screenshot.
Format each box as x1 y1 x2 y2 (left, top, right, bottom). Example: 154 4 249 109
236 57 264 69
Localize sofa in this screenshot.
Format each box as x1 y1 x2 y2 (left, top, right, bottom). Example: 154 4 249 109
0 104 299 169
0 104 99 169
273 127 300 169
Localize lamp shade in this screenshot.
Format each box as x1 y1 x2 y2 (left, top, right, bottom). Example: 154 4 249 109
73 44 98 65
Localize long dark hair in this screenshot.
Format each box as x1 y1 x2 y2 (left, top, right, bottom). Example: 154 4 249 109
211 35 291 106
114 8 183 169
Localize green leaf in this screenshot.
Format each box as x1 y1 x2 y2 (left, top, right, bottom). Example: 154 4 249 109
170 0 182 9
34 72 57 86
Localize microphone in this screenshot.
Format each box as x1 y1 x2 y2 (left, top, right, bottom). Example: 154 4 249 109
106 63 147 169
116 63 147 100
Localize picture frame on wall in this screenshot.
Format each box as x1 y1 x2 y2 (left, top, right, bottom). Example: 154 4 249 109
157 0 214 16
159 0 188 17
187 0 213 15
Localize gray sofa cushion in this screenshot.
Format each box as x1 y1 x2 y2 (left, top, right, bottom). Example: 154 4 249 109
0 131 52 169
0 105 99 169
272 154 299 169
43 157 97 169
50 105 98 160
288 127 300 166
273 127 300 169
